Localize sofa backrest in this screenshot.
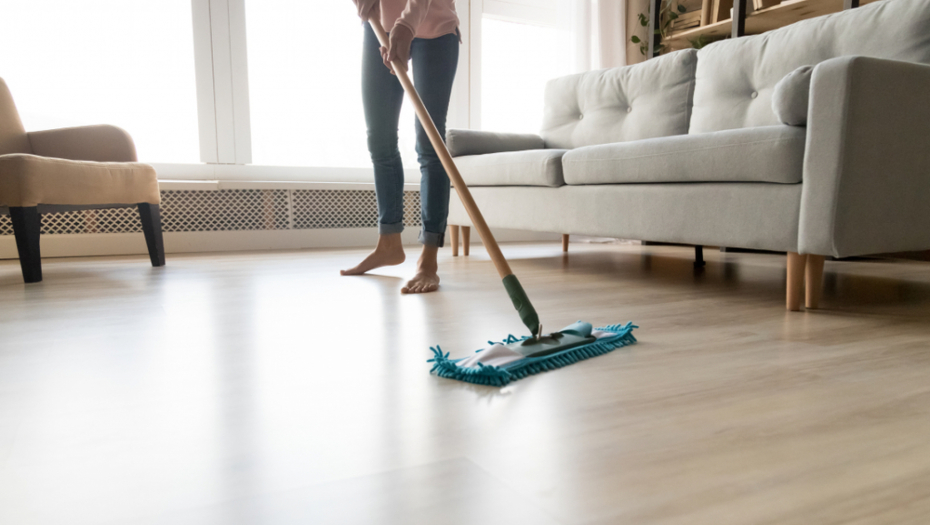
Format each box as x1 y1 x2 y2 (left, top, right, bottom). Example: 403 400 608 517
0 78 32 156
540 49 698 150
690 0 930 134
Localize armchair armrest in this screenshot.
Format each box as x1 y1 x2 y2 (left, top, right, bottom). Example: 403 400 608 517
27 124 138 162
800 56 930 257
445 129 545 157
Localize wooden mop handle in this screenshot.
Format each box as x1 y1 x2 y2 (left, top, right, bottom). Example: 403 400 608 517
368 18 513 279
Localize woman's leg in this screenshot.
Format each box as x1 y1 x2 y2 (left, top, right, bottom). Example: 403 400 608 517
401 31 459 294
342 24 408 276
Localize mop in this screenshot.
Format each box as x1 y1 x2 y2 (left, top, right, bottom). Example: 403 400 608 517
368 19 637 386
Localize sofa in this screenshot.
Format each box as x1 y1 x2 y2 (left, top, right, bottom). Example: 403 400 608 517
445 0 930 311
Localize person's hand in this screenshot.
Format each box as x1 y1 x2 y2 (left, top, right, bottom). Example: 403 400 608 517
381 24 413 75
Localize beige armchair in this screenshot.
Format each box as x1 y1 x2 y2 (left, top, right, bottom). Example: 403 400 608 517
0 77 164 283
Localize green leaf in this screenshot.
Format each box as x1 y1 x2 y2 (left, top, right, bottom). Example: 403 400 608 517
669 12 679 19
678 4 687 12
638 13 648 26
631 35 641 43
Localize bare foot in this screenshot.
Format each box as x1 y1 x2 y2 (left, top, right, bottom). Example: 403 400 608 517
340 233 405 275
402 245 440 294
401 268 440 294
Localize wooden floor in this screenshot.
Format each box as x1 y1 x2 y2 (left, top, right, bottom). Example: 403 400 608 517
1 243 929 525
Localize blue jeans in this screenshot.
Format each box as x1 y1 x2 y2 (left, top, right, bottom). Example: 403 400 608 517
362 24 459 247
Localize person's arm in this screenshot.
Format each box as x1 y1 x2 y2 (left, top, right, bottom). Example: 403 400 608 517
381 0 427 76
394 0 433 36
352 0 379 21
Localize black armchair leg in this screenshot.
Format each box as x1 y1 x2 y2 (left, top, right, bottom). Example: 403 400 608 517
10 206 42 283
694 245 706 268
138 203 165 267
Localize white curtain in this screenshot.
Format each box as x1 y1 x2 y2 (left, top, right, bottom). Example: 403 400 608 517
569 0 628 72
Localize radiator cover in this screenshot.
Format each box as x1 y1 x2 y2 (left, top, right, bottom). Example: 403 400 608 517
0 189 422 235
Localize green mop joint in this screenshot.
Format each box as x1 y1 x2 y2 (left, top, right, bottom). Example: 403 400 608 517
501 274 540 336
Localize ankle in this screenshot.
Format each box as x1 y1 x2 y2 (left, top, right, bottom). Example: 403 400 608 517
377 233 404 251
418 245 439 270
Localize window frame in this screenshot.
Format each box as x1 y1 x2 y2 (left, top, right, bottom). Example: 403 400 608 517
193 0 252 165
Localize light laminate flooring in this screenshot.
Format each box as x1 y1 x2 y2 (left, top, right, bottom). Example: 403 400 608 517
1 243 929 525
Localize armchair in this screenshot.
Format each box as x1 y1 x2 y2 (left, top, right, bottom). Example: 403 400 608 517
0 77 164 283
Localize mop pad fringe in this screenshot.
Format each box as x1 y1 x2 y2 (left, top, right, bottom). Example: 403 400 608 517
428 322 637 387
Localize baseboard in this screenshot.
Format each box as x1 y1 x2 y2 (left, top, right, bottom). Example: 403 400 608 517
0 228 559 259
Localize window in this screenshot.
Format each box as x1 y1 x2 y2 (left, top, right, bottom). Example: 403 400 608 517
479 15 572 133
244 0 418 169
0 0 200 163
3 1 576 175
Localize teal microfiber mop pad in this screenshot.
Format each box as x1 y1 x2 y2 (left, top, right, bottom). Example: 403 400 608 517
428 321 637 387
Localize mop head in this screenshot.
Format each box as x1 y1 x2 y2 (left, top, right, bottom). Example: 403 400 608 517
428 322 637 387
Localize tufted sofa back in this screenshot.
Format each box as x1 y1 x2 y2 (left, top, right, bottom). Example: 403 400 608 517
540 49 698 150
690 0 930 134
0 78 32 156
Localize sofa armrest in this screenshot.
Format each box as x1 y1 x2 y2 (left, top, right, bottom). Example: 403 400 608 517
800 56 930 257
27 124 138 162
445 129 545 157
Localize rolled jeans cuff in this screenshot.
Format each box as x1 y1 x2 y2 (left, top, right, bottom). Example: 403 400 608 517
419 228 445 247
379 221 405 235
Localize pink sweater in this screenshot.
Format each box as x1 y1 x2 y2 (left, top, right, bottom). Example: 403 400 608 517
354 0 459 39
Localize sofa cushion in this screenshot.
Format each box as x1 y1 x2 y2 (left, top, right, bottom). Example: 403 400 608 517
0 153 159 207
690 0 930 133
541 49 698 149
446 129 545 157
562 125 805 185
456 149 567 187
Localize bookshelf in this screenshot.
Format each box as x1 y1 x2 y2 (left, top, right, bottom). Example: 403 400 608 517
649 0 878 55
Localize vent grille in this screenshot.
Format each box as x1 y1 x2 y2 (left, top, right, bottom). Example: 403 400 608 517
292 190 378 230
291 190 421 230
0 189 421 235
43 207 142 235
162 190 289 232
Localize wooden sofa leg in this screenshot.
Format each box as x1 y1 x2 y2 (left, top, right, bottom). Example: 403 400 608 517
462 226 470 256
694 245 705 268
787 252 807 311
450 225 459 256
10 206 42 283
562 234 569 253
138 203 166 267
806 255 825 309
